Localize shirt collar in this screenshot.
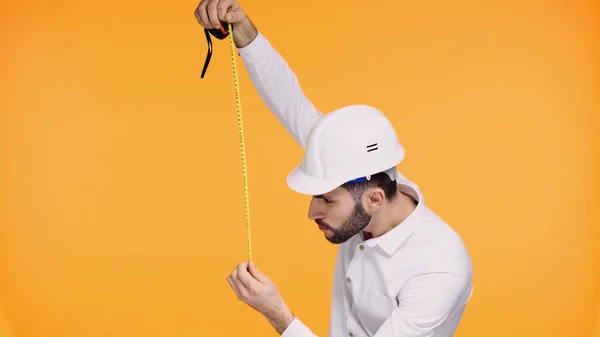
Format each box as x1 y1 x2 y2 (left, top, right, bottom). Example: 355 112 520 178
362 171 426 256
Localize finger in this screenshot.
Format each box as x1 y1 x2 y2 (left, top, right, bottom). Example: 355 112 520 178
235 262 250 287
248 260 270 284
194 6 200 24
224 9 242 23
206 0 222 29
228 272 248 298
226 275 235 292
216 0 232 22
230 267 239 283
227 275 243 299
231 265 248 290
236 263 256 290
195 0 210 28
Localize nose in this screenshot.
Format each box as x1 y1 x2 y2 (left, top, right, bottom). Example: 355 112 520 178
308 198 325 220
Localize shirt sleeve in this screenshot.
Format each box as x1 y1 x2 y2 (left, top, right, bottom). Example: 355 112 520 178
281 317 319 337
374 272 472 337
237 31 323 150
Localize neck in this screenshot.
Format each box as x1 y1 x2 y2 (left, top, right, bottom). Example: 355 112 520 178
363 191 417 239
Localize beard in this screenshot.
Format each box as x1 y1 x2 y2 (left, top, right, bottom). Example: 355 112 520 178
315 201 372 244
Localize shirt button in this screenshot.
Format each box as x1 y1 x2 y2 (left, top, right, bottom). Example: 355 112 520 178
359 245 364 250
349 333 353 337
346 277 351 283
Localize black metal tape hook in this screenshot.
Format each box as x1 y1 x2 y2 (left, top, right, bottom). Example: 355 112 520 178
201 22 231 78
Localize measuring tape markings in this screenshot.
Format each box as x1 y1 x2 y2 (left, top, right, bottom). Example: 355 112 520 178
227 22 252 262
200 21 253 263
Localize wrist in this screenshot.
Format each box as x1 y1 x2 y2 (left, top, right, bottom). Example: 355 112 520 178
232 17 258 48
264 305 295 335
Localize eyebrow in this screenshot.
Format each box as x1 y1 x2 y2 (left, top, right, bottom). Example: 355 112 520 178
313 195 332 200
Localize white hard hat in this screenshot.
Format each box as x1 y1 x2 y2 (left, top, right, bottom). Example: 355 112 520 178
286 104 405 195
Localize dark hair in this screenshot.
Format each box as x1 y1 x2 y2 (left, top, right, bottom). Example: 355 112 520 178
340 171 398 202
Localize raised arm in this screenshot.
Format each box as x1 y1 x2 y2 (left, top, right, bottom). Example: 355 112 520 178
235 18 322 149
194 0 322 149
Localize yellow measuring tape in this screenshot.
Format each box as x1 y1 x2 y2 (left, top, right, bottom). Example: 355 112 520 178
226 22 252 262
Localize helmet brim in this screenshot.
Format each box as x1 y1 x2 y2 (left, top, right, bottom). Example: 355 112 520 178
286 164 344 196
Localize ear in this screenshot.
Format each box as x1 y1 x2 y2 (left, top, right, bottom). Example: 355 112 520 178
363 187 385 211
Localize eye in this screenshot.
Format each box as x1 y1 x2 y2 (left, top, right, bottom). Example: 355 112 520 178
313 195 333 204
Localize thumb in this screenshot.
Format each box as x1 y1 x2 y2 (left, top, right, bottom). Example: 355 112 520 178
248 261 270 283
224 10 244 23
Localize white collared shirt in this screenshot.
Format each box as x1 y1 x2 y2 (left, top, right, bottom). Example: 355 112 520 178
238 31 473 337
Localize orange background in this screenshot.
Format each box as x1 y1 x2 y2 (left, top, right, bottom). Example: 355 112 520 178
1 0 599 336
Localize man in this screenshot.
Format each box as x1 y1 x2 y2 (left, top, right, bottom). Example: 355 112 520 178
194 1 474 336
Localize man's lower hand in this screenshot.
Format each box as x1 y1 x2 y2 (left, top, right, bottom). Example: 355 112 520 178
227 261 295 334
